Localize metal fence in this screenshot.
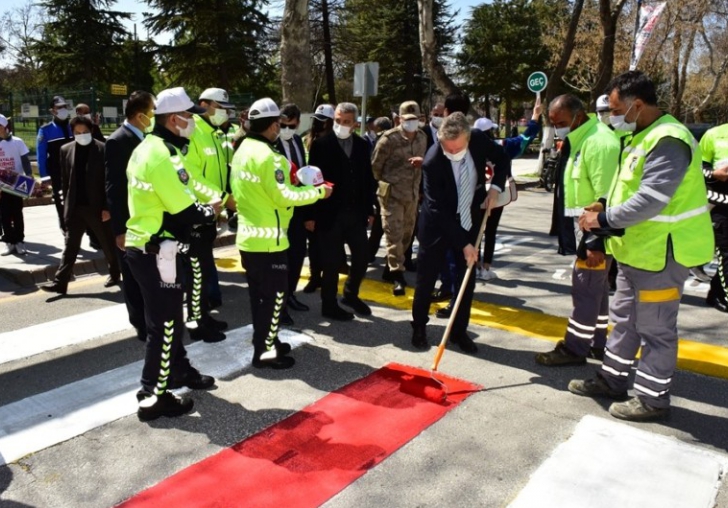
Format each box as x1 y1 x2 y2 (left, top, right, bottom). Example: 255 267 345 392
0 88 256 156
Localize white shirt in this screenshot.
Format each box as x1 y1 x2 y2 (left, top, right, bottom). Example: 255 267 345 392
0 136 30 174
281 137 304 168
450 151 476 215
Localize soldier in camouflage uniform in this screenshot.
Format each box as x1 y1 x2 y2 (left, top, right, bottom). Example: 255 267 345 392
372 101 428 296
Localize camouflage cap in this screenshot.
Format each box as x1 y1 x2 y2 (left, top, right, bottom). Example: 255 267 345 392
399 101 421 120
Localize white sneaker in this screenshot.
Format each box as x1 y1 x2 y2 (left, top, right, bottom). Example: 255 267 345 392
479 268 498 281
1 243 16 256
15 243 26 255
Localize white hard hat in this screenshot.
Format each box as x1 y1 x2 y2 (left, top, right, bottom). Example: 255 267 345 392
596 94 610 112
155 87 205 115
296 165 325 186
248 98 281 120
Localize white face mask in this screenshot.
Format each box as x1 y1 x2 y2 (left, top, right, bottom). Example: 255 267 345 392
334 122 352 139
81 114 92 120
609 103 639 132
402 120 419 133
554 116 576 140
175 115 195 138
279 126 296 141
431 116 443 128
444 147 468 162
55 108 69 120
210 108 228 126
75 133 93 146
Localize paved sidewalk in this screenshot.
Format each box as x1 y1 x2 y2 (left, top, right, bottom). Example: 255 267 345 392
0 158 541 286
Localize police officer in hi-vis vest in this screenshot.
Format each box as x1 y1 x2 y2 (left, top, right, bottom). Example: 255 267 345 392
126 87 221 421
231 98 332 370
570 71 714 422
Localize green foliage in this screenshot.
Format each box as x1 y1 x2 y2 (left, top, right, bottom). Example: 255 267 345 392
339 0 455 116
458 0 551 115
32 0 132 88
144 0 276 98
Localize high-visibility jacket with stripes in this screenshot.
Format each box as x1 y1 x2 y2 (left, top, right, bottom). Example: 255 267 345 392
606 114 714 271
563 115 621 216
231 135 325 253
125 135 200 249
186 115 230 202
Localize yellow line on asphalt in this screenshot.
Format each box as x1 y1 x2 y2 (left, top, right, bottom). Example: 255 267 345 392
217 254 728 380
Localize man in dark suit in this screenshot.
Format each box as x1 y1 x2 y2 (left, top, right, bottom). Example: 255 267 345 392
276 103 310 325
410 111 510 353
307 102 376 321
42 115 119 294
104 91 155 341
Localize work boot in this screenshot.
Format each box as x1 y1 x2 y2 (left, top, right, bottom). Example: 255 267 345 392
411 322 429 350
535 340 587 366
188 323 226 343
168 368 216 390
450 331 478 354
436 302 454 319
568 373 628 400
609 397 670 422
41 280 68 295
322 303 354 321
340 294 372 316
706 290 728 313
137 391 194 422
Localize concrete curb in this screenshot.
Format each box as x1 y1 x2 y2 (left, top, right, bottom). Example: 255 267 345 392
515 179 541 191
0 233 237 287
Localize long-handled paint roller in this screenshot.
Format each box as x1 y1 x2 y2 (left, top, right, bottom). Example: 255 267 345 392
399 207 492 404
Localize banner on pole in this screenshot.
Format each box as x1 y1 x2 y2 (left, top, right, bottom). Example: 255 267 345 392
630 1 667 71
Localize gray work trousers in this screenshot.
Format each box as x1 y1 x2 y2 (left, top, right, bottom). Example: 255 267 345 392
600 252 688 408
564 255 611 357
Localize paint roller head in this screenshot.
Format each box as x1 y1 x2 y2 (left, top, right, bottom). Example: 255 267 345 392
398 373 447 404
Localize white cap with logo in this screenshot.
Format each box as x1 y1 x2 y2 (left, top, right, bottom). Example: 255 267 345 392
296 166 325 186
155 87 206 115
199 88 234 109
596 94 610 112
0 114 8 128
248 98 281 120
313 104 335 121
474 117 495 131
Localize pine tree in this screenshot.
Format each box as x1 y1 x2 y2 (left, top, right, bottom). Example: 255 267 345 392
33 0 131 88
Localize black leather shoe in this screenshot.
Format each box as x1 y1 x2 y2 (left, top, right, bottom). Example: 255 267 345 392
253 353 296 370
431 286 453 303
287 295 309 312
393 281 406 296
168 368 215 390
322 304 354 321
280 311 295 326
451 331 478 354
203 315 228 331
436 303 454 319
138 391 194 422
341 295 372 316
41 280 68 295
411 322 429 350
275 339 292 356
706 291 728 313
188 324 226 343
303 278 321 293
104 276 120 288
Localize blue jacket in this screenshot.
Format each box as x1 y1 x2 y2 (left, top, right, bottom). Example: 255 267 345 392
499 120 541 160
37 120 73 179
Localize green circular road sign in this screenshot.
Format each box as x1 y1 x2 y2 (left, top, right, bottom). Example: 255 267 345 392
527 72 548 93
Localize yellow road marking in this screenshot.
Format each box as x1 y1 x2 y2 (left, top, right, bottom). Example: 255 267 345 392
217 255 728 380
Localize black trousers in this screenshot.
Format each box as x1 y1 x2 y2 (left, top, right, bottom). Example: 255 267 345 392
182 224 216 323
711 210 728 302
481 206 504 265
318 211 369 307
287 211 308 295
48 167 66 232
127 248 192 394
368 203 384 261
54 206 119 284
118 246 147 337
241 250 288 354
412 239 476 335
308 230 322 282
0 193 24 244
